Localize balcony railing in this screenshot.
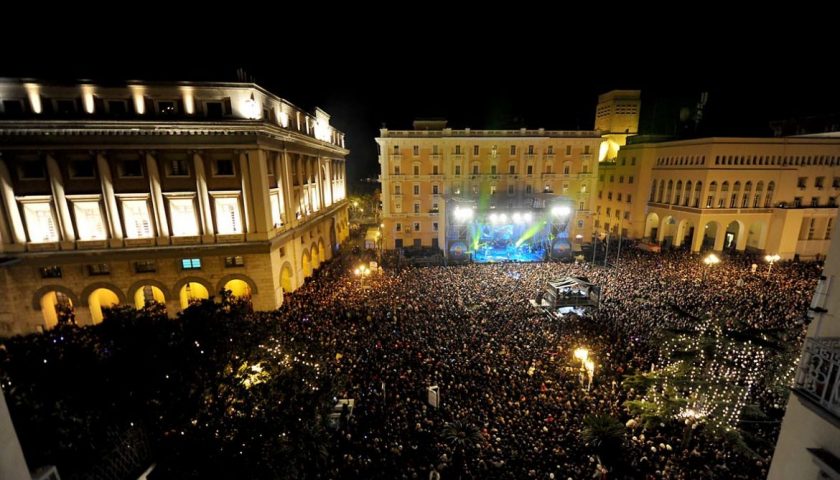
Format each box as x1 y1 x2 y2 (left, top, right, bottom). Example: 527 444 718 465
794 337 840 418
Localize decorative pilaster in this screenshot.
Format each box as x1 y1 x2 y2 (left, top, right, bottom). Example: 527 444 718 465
145 152 170 244
192 151 215 242
0 160 24 244
96 153 123 246
45 154 76 248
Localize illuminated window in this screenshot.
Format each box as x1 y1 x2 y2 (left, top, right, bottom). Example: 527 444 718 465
168 198 199 236
122 200 153 238
39 266 62 278
270 192 283 227
215 197 242 234
73 201 107 240
181 258 201 270
23 202 59 242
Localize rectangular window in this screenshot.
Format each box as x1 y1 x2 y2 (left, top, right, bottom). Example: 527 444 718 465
214 197 242 234
610 175 615 183
169 159 189 176
473 145 479 155
433 165 439 175
414 203 420 213
565 145 572 155
584 145 591 154
413 222 420 232
547 146 554 154
134 261 156 273
119 160 143 177
169 198 199 236
491 165 497 175
794 197 802 207
23 202 59 242
618 193 623 202
413 145 419 156
394 165 400 175
2 99 24 115
122 199 153 238
812 197 819 207
413 185 420 195
413 165 420 175
525 185 532 193
432 145 439 155
73 201 107 240
455 145 462 155
455 165 461 175
629 176 634 184
473 165 479 175
624 211 630 220
39 266 62 278
215 159 234 176
527 145 534 155
225 256 245 267
394 185 401 195
816 177 825 188
270 192 283 227
527 165 533 175
69 160 95 178
205 101 224 118
619 176 624 184
432 185 439 194
87 264 110 276
181 258 201 270
798 177 807 188
19 161 46 179
433 222 439 231
627 194 632 203
510 145 516 155
607 192 613 200
396 223 401 232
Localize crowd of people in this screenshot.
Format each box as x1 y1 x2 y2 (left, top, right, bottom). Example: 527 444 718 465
0 243 819 479
276 245 819 479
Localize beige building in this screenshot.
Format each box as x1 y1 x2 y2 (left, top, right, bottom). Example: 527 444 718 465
376 122 602 259
0 78 349 335
595 90 640 162
769 230 840 478
596 137 840 259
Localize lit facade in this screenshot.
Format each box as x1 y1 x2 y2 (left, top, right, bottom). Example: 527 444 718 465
595 90 640 162
596 137 840 259
376 122 602 257
769 228 840 478
0 79 348 335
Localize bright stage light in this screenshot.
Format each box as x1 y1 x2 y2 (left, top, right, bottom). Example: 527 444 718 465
489 213 498 223
551 205 571 217
512 212 522 223
523 213 533 223
499 213 507 223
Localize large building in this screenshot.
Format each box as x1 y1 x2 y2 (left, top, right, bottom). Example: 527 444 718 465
376 121 603 261
769 225 840 478
596 136 840 259
594 90 641 162
0 78 349 335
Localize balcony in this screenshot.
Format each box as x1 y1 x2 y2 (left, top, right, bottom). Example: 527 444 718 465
430 154 442 161
794 337 840 419
543 154 556 160
451 154 465 161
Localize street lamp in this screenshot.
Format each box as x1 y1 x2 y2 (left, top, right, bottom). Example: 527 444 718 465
702 253 720 281
574 347 589 387
764 254 781 278
354 264 371 290
584 359 595 391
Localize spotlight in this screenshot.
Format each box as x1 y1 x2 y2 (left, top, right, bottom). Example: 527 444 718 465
551 205 571 217
499 213 507 223
512 213 522 223
523 213 533 223
489 213 498 223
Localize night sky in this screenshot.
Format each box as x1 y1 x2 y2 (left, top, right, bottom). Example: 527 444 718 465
3 39 838 187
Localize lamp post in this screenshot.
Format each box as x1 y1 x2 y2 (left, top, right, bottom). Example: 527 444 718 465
574 347 589 387
764 254 780 278
703 253 720 281
354 264 371 290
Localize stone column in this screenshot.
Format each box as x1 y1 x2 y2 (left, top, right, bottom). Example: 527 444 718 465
45 154 76 247
0 160 26 244
245 149 272 240
145 152 170 244
238 152 253 234
192 152 215 242
97 153 123 247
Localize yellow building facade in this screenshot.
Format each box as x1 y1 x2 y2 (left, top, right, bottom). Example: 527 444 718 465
0 79 349 335
377 123 603 257
596 137 840 259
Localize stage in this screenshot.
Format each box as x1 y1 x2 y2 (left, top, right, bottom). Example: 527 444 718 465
473 243 545 263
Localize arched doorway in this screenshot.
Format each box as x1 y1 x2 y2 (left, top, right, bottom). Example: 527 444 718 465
645 212 660 240
223 279 252 300
676 219 695 248
311 242 320 269
301 249 312 278
724 221 741 250
89 288 120 324
179 281 210 309
659 216 677 247
703 221 721 250
280 262 294 293
133 285 166 309
40 291 74 330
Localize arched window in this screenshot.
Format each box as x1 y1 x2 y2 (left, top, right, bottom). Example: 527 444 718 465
694 181 702 208
731 181 741 208
708 181 717 208
765 181 775 207
684 181 692 206
666 180 674 204
674 180 683 205
657 179 665 203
